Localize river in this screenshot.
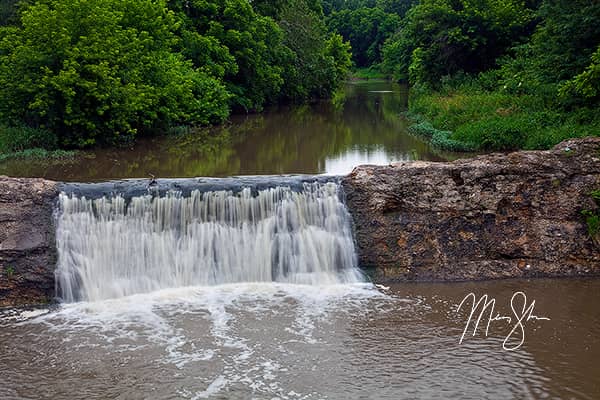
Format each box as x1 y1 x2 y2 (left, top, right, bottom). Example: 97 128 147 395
0 82 599 399
0 82 457 181
2 279 599 399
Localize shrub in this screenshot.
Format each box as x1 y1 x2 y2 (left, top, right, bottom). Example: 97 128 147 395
0 124 58 152
582 190 600 246
0 0 230 148
453 115 534 151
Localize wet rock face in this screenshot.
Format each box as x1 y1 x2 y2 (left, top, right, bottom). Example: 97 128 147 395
1 138 600 306
342 138 600 282
0 177 58 306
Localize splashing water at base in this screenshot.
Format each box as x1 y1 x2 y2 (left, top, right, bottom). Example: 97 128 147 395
55 181 364 302
3 280 599 400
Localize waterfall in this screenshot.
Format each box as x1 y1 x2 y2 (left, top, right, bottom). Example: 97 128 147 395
55 180 364 302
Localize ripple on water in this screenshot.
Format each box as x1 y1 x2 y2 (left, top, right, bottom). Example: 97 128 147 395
1 279 600 399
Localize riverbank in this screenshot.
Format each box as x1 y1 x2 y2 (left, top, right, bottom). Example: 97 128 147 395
349 67 390 80
0 82 451 181
407 82 600 152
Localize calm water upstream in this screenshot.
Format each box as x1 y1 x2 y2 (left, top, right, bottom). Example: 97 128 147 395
0 82 459 181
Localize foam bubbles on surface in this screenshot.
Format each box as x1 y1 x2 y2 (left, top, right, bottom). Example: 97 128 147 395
55 182 364 302
3 280 593 399
14 282 385 399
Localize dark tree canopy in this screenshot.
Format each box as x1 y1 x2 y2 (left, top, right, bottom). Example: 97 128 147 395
381 0 536 84
0 0 351 148
327 7 400 67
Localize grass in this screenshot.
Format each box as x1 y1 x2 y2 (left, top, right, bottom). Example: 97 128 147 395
5 265 15 280
0 124 77 161
407 121 474 152
583 211 600 243
408 81 600 152
350 66 390 80
0 148 77 162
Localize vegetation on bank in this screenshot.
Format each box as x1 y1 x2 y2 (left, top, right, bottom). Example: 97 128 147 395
0 0 598 156
350 66 390 80
0 0 352 154
407 77 600 151
325 0 600 152
582 189 600 247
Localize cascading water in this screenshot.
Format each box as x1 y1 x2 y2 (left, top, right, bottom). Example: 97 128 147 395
55 180 364 302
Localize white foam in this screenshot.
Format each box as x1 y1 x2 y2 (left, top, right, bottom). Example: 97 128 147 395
191 375 228 399
18 282 389 398
0 308 50 322
56 182 364 302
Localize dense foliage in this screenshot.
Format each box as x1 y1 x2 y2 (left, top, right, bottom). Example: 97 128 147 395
276 1 351 101
0 0 232 147
388 0 600 151
327 7 400 67
381 0 536 84
1 0 598 154
325 0 413 68
0 0 351 150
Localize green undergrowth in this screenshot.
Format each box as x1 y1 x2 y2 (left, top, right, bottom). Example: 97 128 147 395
350 66 390 80
407 80 600 152
0 148 77 162
582 189 600 246
0 124 77 161
407 120 474 152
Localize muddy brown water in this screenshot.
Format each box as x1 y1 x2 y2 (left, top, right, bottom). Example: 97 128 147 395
0 82 461 181
1 279 599 399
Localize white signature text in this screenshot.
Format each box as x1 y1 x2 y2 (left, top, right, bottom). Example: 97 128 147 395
456 291 550 351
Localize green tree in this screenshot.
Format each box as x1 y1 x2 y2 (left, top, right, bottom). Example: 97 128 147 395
277 0 348 101
375 0 416 16
500 0 600 98
559 45 600 105
0 0 18 26
252 0 324 18
327 7 401 67
168 0 289 112
382 0 535 84
326 33 353 82
0 0 230 147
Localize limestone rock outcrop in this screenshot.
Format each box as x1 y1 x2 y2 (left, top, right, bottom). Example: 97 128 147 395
0 177 58 306
342 138 600 282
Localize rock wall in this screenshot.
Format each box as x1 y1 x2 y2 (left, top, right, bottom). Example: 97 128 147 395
2 138 600 306
342 138 600 282
0 177 58 306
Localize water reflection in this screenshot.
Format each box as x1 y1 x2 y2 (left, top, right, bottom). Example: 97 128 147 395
0 82 463 181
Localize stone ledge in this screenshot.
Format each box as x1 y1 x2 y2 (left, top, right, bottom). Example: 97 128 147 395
342 137 600 282
0 176 58 307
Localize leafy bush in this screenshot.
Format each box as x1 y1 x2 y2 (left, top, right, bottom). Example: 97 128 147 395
0 124 57 152
582 189 600 246
327 6 401 67
382 0 536 85
0 0 231 147
453 115 534 151
408 78 600 151
559 46 600 106
0 0 351 152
